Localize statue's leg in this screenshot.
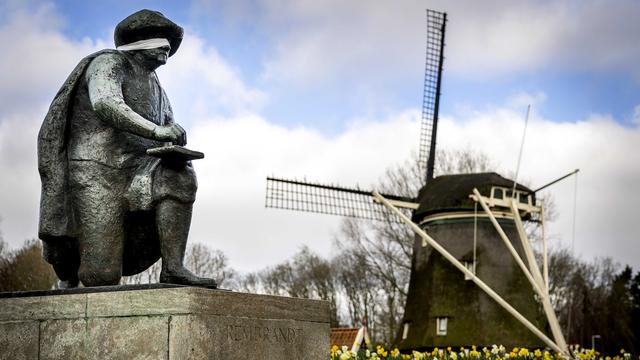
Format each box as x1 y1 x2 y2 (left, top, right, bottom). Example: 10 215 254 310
42 238 80 288
70 161 125 287
156 199 217 288
75 199 125 286
156 199 191 272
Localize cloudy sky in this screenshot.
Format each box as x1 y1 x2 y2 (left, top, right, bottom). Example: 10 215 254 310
0 0 638 273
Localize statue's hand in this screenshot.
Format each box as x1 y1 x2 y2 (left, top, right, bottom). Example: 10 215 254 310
154 124 187 146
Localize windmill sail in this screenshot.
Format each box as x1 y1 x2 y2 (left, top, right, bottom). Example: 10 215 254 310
266 177 414 222
419 10 447 183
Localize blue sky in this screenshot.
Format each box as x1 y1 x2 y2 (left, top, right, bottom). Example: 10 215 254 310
0 0 639 271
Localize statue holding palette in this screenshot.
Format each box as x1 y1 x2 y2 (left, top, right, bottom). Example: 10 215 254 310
37 9 216 288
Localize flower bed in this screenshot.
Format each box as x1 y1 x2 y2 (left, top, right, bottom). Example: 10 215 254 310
331 345 636 360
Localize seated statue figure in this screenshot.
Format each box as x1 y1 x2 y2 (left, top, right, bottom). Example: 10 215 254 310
37 9 216 288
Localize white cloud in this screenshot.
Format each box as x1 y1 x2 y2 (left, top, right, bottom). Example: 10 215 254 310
258 0 425 87
157 33 268 123
0 109 42 245
633 105 640 125
186 112 418 271
0 4 107 115
231 0 640 85
442 1 571 76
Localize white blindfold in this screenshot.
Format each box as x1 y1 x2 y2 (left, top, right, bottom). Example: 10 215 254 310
116 38 170 51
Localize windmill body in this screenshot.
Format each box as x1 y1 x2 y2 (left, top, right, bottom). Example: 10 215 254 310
397 173 545 349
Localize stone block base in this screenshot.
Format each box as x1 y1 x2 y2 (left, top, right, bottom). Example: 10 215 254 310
0 285 330 359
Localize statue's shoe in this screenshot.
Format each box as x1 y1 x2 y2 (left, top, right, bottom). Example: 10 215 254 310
160 269 217 289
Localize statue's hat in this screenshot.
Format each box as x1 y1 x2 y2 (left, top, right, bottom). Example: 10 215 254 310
114 9 183 57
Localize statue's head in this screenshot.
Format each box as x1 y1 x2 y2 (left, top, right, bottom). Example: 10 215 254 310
114 9 183 69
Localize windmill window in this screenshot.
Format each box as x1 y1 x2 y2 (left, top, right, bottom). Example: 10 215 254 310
436 317 448 336
492 188 504 199
505 190 514 199
519 192 530 205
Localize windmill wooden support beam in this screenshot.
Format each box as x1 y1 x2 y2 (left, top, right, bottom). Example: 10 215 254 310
541 203 549 289
471 189 568 353
509 198 568 353
373 191 568 356
470 190 546 296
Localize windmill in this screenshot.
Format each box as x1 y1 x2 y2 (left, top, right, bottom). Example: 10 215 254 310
265 9 571 354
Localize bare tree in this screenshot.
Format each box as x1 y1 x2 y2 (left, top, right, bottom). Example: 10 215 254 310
333 245 385 339
0 219 7 272
0 235 8 272
234 272 263 293
121 260 162 285
435 147 496 177
335 217 410 343
257 246 340 326
185 243 235 286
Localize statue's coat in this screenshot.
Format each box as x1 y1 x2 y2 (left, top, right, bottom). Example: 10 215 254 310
38 50 114 241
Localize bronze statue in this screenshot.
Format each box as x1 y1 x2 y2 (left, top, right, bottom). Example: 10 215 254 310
37 10 216 288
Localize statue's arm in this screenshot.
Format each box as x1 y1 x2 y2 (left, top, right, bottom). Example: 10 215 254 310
161 88 174 124
161 89 186 145
86 54 184 144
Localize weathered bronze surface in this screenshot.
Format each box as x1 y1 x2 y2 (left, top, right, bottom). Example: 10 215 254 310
37 9 216 288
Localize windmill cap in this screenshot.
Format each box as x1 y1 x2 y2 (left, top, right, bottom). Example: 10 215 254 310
114 9 183 57
412 172 534 221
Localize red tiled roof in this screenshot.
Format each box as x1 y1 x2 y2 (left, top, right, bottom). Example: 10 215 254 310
330 327 360 348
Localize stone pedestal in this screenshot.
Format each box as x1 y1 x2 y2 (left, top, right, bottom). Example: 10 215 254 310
0 285 330 359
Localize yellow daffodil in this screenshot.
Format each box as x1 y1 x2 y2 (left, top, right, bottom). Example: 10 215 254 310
326 344 634 360
331 345 339 356
518 348 529 357
534 349 542 358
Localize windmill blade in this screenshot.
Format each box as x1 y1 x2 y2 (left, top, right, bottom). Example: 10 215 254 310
265 177 416 222
418 9 447 183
